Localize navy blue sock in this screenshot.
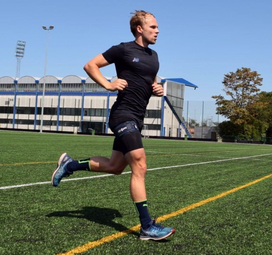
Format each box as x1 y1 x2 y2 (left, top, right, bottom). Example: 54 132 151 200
134 200 152 230
66 158 90 172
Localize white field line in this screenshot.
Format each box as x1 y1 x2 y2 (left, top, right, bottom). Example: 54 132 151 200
1 153 272 190
146 151 198 156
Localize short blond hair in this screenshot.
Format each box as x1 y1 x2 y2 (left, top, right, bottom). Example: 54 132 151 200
130 10 155 36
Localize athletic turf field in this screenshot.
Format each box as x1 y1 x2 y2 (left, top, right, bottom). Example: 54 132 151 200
1 130 272 255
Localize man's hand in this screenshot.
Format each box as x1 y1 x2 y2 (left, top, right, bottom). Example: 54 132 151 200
109 79 128 91
152 83 164 97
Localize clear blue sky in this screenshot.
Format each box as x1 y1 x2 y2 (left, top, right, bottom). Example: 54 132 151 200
1 0 271 101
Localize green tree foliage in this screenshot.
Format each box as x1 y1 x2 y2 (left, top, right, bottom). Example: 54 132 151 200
217 120 241 137
255 92 272 138
212 67 264 138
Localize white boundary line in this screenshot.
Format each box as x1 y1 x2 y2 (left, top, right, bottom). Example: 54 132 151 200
1 153 271 190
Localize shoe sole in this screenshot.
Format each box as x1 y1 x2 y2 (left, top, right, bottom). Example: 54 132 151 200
51 152 67 186
139 228 175 241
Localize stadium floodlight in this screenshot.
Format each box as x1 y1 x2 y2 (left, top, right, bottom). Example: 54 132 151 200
40 25 54 133
15 40 26 79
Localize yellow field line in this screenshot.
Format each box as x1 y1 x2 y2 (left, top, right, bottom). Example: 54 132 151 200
57 172 272 255
0 161 56 167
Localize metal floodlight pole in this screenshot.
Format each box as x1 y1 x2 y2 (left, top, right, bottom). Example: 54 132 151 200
40 25 54 133
15 40 26 79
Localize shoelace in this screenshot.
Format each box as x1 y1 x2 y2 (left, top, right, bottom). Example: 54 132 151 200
149 220 165 231
151 223 164 231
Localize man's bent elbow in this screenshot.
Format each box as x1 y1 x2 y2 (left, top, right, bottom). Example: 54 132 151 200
83 63 91 73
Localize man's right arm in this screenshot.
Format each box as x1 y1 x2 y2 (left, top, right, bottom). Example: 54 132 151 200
84 54 128 91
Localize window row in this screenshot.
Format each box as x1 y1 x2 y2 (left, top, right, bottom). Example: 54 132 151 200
0 118 161 132
0 83 110 92
0 107 161 118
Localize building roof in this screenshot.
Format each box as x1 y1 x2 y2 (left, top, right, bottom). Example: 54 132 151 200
161 78 198 89
0 75 198 88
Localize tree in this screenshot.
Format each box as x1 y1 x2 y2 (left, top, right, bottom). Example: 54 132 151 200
217 120 242 137
212 67 263 137
254 91 272 138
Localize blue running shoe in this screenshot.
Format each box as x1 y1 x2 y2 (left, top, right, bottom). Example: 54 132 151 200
51 153 73 187
139 220 175 241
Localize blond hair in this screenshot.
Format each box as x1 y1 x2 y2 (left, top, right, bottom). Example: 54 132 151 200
130 10 155 36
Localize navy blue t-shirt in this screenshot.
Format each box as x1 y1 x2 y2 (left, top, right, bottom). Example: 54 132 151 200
102 41 159 131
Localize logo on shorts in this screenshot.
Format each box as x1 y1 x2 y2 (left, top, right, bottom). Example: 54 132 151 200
118 127 128 133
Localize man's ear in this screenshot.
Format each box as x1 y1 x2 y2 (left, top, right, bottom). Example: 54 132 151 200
136 25 143 34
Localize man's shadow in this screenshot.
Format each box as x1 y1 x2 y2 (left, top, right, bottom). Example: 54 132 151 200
46 206 139 237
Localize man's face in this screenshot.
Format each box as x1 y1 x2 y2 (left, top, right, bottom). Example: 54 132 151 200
140 15 159 45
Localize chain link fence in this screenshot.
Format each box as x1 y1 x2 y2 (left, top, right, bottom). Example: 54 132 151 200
183 101 226 139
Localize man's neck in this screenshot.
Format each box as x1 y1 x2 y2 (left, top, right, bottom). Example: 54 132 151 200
134 37 148 48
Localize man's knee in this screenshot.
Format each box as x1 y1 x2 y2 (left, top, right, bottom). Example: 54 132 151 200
131 160 147 178
138 161 147 172
125 148 147 175
109 164 126 175
112 168 124 175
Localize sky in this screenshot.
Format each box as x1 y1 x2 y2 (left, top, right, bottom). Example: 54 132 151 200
0 0 272 102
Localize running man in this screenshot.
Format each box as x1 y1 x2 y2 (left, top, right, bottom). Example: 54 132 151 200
52 10 175 241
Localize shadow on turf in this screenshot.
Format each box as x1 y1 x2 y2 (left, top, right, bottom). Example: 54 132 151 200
46 206 139 237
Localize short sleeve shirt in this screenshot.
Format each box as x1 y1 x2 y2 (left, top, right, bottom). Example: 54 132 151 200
102 41 159 130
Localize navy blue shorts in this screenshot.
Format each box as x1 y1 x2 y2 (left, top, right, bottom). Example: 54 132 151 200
112 121 143 155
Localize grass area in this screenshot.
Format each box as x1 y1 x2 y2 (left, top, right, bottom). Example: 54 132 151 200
0 130 272 255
